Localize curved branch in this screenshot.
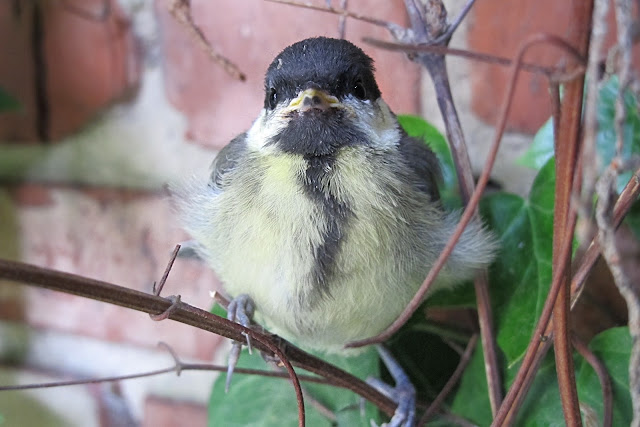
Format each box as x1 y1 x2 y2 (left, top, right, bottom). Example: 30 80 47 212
0 258 396 417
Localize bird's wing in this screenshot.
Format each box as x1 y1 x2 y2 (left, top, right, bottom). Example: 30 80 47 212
208 133 248 191
397 134 442 202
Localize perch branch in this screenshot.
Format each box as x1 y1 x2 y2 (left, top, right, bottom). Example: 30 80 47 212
0 258 397 417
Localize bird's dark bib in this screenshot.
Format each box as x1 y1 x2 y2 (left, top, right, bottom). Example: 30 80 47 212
301 154 351 299
271 109 365 156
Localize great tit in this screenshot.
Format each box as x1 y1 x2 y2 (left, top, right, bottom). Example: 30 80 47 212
175 36 497 352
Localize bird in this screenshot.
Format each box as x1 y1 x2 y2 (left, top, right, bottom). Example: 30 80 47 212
174 36 497 425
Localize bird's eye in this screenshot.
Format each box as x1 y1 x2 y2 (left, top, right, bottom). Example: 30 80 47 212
353 80 367 99
267 87 278 109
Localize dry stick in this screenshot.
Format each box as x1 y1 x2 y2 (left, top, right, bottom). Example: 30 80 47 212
363 39 558 76
0 259 397 417
551 1 593 421
404 0 501 414
608 1 640 424
572 335 613 427
547 75 584 427
264 0 398 31
153 244 181 296
570 168 640 308
256 335 306 426
419 334 478 424
552 99 583 426
579 0 610 246
168 0 246 81
0 353 332 392
597 167 640 427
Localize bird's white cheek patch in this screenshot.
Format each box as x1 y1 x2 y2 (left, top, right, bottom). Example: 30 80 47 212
347 98 400 150
246 109 289 152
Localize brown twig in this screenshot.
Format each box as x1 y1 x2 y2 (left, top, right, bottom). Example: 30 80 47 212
0 259 397 417
419 334 478 424
572 334 613 427
168 0 246 81
596 1 640 423
397 2 503 413
264 0 399 31
596 157 640 426
0 341 332 392
362 38 562 76
570 168 640 308
153 244 181 296
550 3 593 424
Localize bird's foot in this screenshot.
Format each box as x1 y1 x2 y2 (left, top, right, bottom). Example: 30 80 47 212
368 345 416 427
225 294 255 392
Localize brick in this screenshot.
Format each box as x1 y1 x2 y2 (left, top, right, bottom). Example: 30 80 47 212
0 0 139 142
143 395 208 427
467 0 640 134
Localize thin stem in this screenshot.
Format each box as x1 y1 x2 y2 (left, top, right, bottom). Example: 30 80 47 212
264 0 398 31
168 0 246 81
362 39 572 76
552 75 583 426
570 168 640 309
572 334 613 427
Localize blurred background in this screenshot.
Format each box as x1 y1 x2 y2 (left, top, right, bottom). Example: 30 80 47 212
0 0 637 425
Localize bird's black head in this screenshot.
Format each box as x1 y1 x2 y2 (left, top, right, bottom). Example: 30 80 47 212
264 37 381 110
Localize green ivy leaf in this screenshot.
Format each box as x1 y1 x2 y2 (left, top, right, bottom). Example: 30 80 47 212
512 327 633 425
576 327 633 425
397 114 460 209
596 78 640 193
451 328 632 425
481 158 555 365
626 200 640 240
210 302 228 318
517 117 554 170
0 88 19 112
209 347 381 427
518 77 640 194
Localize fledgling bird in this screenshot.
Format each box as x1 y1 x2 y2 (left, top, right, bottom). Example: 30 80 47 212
175 36 497 425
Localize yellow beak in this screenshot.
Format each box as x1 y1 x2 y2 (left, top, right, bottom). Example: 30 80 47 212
287 88 340 112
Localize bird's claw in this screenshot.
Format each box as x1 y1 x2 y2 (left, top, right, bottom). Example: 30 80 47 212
368 345 416 427
225 294 256 392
